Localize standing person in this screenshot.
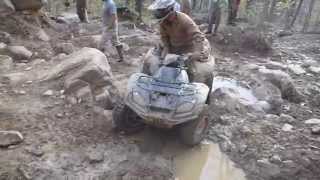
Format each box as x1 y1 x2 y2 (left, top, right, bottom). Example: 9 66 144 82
99 0 124 62
228 0 240 25
76 0 89 23
135 0 144 22
143 0 214 87
206 0 222 35
181 0 192 16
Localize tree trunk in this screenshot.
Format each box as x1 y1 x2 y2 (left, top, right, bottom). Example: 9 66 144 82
268 0 277 21
290 0 304 28
302 0 316 32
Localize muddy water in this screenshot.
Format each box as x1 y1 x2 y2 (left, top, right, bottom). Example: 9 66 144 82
163 141 247 180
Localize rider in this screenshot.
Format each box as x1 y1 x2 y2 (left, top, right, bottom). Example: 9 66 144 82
143 0 214 87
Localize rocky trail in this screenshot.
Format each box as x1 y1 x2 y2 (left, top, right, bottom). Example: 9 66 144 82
0 12 320 180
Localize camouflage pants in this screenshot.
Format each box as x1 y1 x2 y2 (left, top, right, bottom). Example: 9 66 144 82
99 24 121 49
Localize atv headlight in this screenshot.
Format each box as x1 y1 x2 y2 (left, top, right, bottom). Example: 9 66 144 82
176 101 195 113
132 91 145 106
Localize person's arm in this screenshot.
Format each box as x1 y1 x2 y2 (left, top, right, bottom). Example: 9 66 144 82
182 16 210 61
159 25 170 59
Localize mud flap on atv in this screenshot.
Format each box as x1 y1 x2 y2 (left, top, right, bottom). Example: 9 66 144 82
179 106 209 146
112 99 145 134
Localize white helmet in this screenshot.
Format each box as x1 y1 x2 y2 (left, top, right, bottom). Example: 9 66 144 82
148 0 176 10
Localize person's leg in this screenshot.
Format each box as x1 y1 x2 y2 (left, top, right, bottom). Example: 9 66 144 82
206 0 215 34
213 7 221 34
227 0 234 25
111 23 124 62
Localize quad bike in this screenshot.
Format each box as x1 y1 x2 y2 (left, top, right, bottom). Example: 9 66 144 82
113 52 213 146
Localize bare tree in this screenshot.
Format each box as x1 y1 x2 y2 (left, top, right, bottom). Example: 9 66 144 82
268 0 277 21
290 0 304 28
302 0 316 32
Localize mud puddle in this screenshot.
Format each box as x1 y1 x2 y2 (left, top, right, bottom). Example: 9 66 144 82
132 130 247 180
165 141 246 180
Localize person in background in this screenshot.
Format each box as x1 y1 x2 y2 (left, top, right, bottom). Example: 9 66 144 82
228 0 240 25
76 0 89 23
99 0 124 62
181 0 192 16
135 0 144 22
206 0 228 35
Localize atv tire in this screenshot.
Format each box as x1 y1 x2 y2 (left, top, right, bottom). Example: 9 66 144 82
179 107 209 146
112 99 145 134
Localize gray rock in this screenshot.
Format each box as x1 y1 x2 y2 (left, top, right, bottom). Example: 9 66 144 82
0 131 24 147
305 118 320 124
311 126 320 135
6 46 33 60
282 123 293 132
257 158 281 177
288 64 306 75
270 154 282 164
309 66 320 74
42 48 119 108
279 114 295 123
43 90 54 96
0 31 12 43
54 43 75 55
36 29 50 42
0 55 13 72
87 151 104 164
258 68 304 103
25 146 44 157
1 72 28 86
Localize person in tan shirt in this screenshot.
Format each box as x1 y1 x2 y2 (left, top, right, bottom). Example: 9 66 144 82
144 0 214 87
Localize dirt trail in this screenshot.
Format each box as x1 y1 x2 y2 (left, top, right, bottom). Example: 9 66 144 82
0 13 320 180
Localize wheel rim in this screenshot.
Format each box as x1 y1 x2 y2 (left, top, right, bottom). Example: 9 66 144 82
194 116 209 139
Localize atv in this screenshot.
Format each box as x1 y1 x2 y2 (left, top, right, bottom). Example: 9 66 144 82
113 53 213 146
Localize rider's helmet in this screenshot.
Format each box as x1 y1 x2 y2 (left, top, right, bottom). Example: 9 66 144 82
148 0 176 20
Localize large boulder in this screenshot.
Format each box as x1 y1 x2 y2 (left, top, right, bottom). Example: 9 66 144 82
257 68 304 103
0 131 24 147
41 48 119 109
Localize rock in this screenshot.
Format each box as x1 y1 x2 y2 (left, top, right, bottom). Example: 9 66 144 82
25 146 44 157
43 90 54 96
282 123 293 132
279 114 295 123
51 53 67 61
270 154 282 164
258 68 304 103
95 87 114 109
42 48 119 108
257 158 281 177
56 12 80 24
0 42 7 51
54 43 75 55
288 64 306 75
0 131 24 147
0 31 12 43
1 72 28 86
6 46 33 60
305 119 320 125
72 35 101 49
56 113 63 118
87 151 104 164
309 66 320 74
0 55 13 72
311 126 320 135
36 29 50 42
